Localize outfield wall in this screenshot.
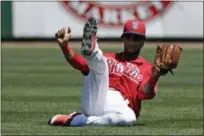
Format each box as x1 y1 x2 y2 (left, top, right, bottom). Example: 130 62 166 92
1 1 203 41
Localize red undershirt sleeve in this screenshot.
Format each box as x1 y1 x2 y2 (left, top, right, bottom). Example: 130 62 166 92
60 44 89 75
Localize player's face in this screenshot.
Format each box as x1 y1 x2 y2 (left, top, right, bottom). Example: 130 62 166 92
123 34 144 53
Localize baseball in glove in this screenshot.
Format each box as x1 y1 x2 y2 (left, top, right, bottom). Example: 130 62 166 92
152 44 183 76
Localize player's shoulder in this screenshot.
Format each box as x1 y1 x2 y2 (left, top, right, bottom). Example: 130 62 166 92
103 52 124 61
103 52 117 58
137 56 153 67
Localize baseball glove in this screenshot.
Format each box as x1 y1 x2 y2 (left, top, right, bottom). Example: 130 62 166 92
152 44 183 76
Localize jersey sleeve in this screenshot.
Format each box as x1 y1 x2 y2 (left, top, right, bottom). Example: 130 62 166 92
137 64 158 100
61 44 89 75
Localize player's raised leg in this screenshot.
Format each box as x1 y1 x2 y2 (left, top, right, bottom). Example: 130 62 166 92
48 18 110 126
80 18 109 116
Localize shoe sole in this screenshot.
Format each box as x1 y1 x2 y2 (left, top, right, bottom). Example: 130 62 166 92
81 18 98 56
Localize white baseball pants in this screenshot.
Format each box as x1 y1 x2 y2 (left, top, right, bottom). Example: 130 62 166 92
70 44 136 126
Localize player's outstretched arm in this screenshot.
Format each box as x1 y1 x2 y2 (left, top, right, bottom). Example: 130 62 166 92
55 27 89 75
138 44 182 100
143 44 182 95
137 64 159 100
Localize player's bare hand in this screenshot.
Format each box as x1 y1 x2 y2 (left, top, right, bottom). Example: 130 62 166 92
55 26 71 47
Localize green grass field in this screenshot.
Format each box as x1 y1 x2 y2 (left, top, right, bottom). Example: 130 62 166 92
1 42 203 135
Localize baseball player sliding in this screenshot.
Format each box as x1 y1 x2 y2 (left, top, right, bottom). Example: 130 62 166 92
48 18 182 126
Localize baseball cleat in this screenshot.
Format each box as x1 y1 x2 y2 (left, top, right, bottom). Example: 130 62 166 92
48 112 81 126
81 17 98 56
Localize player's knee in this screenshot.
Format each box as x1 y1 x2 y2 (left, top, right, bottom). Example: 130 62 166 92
102 113 136 126
109 113 136 126
118 110 136 126
122 115 136 126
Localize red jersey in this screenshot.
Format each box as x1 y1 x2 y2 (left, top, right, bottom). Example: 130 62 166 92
61 45 158 117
